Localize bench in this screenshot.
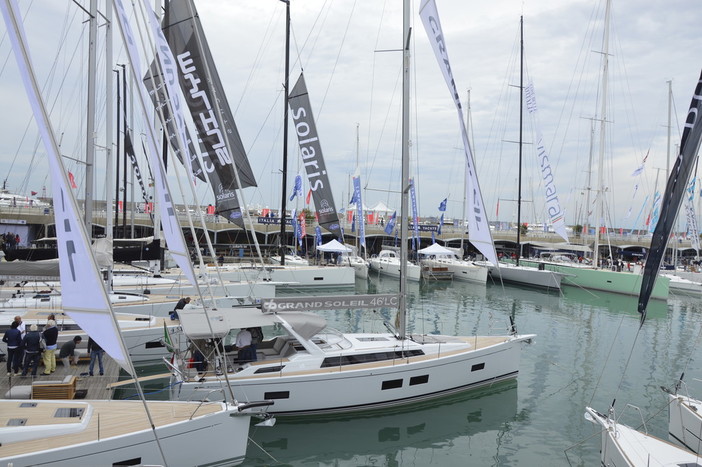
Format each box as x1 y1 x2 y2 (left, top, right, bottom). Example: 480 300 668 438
31 375 77 400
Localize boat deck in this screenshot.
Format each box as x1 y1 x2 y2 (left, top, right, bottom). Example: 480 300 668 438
1 353 121 401
0 399 225 458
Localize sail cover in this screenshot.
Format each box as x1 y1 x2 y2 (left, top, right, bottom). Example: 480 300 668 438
2 0 133 374
639 70 702 317
419 0 497 266
163 0 256 224
288 73 342 238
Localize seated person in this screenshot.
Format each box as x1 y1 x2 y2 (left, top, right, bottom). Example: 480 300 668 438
59 336 82 367
192 348 208 373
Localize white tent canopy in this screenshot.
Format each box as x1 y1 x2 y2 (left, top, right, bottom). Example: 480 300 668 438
316 239 353 253
348 202 371 211
418 243 455 256
371 201 393 213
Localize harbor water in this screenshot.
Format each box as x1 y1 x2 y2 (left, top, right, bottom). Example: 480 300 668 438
237 275 702 466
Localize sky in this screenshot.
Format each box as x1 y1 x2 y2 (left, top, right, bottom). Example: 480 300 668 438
1 0 701 232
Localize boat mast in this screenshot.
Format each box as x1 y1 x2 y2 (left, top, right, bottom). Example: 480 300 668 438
593 0 612 268
516 15 524 265
105 0 114 290
278 0 291 266
398 0 410 339
84 0 97 234
461 89 471 253
355 122 361 256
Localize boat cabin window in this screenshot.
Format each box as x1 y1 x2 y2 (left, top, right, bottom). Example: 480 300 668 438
321 349 424 368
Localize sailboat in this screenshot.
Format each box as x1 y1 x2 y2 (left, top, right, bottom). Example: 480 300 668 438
516 5 670 300
165 0 535 416
584 42 702 467
418 242 486 283
0 0 266 465
479 16 566 291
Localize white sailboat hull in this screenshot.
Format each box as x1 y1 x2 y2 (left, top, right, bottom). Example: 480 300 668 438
369 256 421 282
0 400 252 467
664 274 702 295
585 406 700 466
172 333 533 415
486 262 563 290
180 264 356 289
668 393 702 454
422 258 487 284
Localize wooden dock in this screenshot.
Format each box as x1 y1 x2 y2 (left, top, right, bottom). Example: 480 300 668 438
0 353 146 401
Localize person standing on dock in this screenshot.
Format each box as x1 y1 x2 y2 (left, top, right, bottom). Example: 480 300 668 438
41 319 58 375
2 321 23 375
13 315 25 336
20 324 41 377
87 337 104 376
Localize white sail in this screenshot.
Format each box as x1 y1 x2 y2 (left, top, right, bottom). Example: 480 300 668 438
113 0 197 288
524 82 569 242
1 0 133 373
419 0 497 266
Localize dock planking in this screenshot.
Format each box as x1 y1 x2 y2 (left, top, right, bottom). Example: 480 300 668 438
1 353 130 401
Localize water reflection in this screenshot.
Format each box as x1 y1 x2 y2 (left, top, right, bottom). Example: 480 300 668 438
244 381 520 466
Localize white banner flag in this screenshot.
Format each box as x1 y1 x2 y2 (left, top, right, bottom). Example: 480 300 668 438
113 0 198 288
524 82 569 242
419 0 497 265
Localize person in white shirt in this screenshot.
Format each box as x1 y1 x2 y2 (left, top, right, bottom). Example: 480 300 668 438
235 328 252 362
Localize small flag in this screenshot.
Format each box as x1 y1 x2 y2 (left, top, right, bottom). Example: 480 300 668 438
306 188 312 205
438 198 447 212
30 191 37 196
349 186 358 206
631 149 650 177
68 171 78 189
384 211 397 235
315 226 322 246
289 174 303 201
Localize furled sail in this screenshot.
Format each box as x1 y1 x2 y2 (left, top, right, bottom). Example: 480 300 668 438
162 0 255 225
288 72 342 238
2 0 133 373
419 0 497 265
639 70 702 318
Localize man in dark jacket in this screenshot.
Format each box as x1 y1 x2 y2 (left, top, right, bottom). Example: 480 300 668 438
21 324 42 376
170 297 191 320
2 321 23 374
